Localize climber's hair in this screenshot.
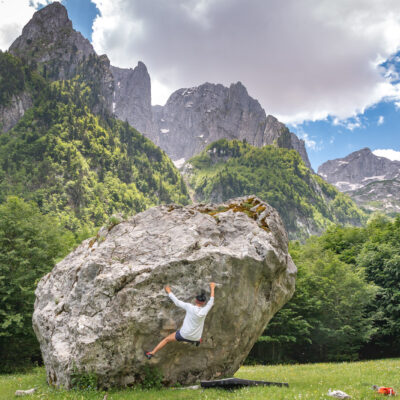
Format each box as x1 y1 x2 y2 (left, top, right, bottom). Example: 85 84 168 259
195 290 207 303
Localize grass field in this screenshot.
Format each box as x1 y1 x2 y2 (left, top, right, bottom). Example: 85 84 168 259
1 359 399 399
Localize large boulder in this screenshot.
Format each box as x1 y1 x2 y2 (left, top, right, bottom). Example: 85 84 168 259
33 196 296 388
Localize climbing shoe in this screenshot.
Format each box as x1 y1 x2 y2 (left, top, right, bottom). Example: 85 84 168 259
144 351 153 360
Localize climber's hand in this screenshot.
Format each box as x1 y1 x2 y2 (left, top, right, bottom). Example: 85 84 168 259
165 285 172 294
209 282 216 289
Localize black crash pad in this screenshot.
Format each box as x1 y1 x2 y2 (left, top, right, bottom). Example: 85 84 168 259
200 377 289 390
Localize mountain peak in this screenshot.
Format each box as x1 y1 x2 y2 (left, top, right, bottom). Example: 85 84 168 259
353 147 372 155
30 2 71 30
137 61 148 71
230 81 247 93
9 1 95 81
11 3 72 47
318 148 400 192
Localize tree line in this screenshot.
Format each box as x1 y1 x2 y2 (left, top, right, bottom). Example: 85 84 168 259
249 215 400 364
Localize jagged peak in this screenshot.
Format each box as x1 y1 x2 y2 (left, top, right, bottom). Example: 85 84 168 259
136 61 148 71
354 147 372 154
229 81 248 94
266 114 280 123
22 2 71 35
9 1 94 55
343 148 372 160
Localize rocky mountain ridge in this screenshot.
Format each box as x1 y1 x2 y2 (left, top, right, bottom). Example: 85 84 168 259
318 148 400 191
349 179 400 214
318 148 400 214
151 82 313 169
110 63 153 136
4 3 148 133
2 2 312 171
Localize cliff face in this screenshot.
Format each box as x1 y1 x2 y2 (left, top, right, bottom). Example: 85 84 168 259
349 180 400 214
5 3 153 131
0 92 32 132
111 63 153 136
151 82 265 161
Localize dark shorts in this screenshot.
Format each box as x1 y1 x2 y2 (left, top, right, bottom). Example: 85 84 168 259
175 330 198 344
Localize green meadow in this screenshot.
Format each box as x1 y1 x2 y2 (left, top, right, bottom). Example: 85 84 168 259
1 359 399 400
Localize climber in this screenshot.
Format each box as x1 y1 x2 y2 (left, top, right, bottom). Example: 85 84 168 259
145 282 215 359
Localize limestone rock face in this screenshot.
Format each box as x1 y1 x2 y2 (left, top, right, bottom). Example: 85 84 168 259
318 148 400 214
111 63 153 135
10 3 95 80
9 3 114 115
33 196 296 388
348 180 400 214
152 82 266 161
0 92 32 132
318 148 400 191
152 82 312 169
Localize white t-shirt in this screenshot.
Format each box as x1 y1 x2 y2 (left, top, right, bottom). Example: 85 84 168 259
169 292 214 341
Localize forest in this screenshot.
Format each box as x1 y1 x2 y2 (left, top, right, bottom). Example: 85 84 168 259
250 214 400 364
187 139 365 239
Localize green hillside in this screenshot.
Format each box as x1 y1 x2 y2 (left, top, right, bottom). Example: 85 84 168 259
0 52 189 233
185 139 366 239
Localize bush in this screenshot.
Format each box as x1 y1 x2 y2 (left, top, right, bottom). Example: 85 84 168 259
70 366 98 390
139 365 164 389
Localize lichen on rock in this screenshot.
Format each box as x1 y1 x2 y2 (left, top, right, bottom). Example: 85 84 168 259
33 196 296 388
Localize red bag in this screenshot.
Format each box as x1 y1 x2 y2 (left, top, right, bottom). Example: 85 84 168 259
378 387 396 396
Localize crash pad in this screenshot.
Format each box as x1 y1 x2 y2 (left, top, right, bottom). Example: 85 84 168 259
200 377 289 390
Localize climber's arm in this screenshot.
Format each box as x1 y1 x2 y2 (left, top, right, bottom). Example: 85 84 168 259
165 286 189 310
199 282 215 316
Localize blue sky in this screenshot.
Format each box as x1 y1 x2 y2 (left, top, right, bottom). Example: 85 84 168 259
290 99 400 169
38 0 100 40
3 0 400 170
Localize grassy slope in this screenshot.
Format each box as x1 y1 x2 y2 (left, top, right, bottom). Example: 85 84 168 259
186 139 365 240
1 360 399 399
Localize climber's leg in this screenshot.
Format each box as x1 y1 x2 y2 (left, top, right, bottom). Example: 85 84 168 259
148 332 177 356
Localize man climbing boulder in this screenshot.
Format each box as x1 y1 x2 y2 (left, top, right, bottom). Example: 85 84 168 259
146 282 215 359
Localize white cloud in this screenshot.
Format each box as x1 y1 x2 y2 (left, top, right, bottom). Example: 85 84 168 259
302 134 317 150
333 116 363 131
373 149 400 161
0 0 54 50
151 78 171 106
377 115 384 125
91 0 400 123
295 129 323 151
